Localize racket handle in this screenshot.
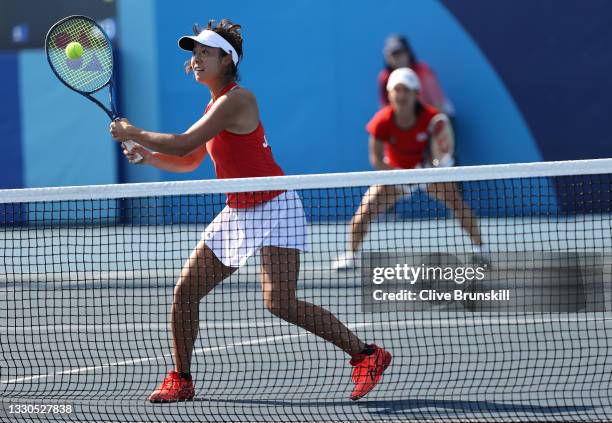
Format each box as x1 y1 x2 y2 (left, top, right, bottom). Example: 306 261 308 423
122 140 143 164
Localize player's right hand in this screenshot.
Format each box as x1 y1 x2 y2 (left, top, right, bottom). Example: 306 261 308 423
122 142 151 165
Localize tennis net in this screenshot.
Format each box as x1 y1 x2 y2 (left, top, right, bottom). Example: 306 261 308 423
1 158 612 422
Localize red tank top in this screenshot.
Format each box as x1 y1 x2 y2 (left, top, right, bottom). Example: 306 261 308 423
366 104 439 169
205 83 285 208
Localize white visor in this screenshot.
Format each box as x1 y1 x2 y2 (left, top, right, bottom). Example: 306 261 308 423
178 29 239 66
387 67 420 92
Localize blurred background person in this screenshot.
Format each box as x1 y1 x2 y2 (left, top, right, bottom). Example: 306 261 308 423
378 34 455 117
333 68 487 270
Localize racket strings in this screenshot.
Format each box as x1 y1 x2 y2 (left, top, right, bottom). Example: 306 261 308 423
46 17 113 93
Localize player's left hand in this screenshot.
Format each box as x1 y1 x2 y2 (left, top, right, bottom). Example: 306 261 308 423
110 118 137 142
121 142 151 165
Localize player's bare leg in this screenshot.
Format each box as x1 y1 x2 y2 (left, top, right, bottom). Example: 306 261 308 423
261 246 364 355
333 184 404 269
427 182 490 266
149 242 237 402
427 182 483 245
260 245 392 400
172 241 237 372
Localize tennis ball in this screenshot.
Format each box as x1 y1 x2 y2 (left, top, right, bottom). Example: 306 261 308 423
65 42 84 60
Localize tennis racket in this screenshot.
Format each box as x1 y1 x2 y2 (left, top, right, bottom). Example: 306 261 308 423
45 15 142 163
428 113 454 168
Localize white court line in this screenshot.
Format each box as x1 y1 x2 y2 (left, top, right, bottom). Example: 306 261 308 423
0 320 290 334
0 323 382 384
0 322 370 385
1 314 611 335
2 315 611 385
1 332 307 384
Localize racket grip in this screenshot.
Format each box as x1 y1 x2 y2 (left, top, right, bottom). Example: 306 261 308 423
122 140 143 164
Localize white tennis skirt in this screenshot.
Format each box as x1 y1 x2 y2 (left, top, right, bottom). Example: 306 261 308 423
202 190 307 267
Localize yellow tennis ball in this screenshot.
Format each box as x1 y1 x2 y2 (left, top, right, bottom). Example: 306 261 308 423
65 42 84 60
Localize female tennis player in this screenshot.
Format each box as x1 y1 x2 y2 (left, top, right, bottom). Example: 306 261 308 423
333 67 488 270
110 19 390 403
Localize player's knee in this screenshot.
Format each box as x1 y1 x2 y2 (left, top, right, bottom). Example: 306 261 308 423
263 297 283 317
263 294 296 318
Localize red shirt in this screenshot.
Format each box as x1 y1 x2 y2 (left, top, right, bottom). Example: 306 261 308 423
205 83 285 208
366 104 438 169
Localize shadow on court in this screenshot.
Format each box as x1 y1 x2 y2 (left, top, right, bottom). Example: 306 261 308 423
181 396 598 421
360 398 597 416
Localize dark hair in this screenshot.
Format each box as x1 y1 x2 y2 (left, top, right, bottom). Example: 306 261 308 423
383 35 417 70
185 19 243 81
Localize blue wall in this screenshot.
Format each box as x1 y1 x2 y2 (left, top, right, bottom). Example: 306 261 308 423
116 0 162 184
0 53 23 189
19 51 116 187
0 51 117 189
118 0 542 184
1 0 610 192
0 7 119 190
442 0 612 162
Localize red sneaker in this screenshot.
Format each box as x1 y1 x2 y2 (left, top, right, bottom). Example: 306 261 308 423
148 370 195 403
350 345 391 401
